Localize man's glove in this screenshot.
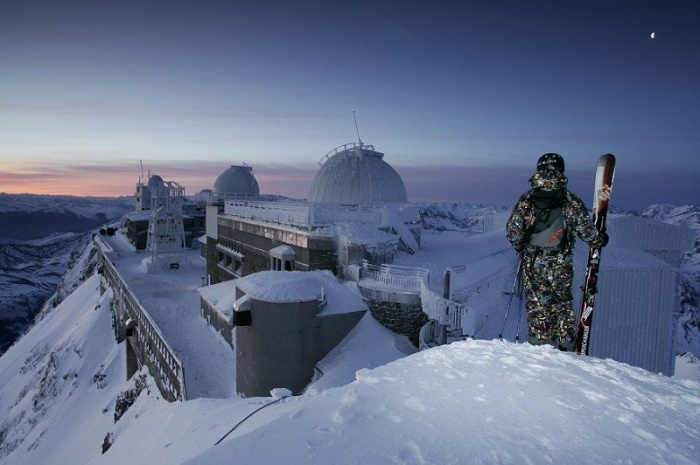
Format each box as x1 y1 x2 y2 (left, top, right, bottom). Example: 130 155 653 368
593 229 609 248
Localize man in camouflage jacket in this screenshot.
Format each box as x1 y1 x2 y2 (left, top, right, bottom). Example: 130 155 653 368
506 153 607 350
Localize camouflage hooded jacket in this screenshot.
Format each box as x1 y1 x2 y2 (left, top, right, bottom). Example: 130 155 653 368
506 170 600 255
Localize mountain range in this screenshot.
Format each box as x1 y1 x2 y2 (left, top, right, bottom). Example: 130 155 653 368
0 194 132 354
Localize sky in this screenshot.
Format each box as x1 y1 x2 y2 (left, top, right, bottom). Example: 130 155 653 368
0 0 698 211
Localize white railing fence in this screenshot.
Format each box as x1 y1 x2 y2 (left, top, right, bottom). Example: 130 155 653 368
420 281 463 328
96 237 187 401
224 200 419 231
361 261 429 292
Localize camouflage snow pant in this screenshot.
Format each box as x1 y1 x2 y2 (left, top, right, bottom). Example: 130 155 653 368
521 249 576 348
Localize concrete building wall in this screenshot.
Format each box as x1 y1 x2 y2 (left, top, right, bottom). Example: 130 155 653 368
204 237 219 284
235 296 364 397
126 219 149 250
210 216 337 284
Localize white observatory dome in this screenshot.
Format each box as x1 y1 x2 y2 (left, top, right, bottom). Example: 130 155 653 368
308 143 408 204
213 165 260 197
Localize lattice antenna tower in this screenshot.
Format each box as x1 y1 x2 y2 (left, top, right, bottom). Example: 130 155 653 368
146 178 187 265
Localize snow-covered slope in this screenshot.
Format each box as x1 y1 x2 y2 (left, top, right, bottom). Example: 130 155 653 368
0 201 698 465
643 205 700 356
0 243 126 464
639 204 700 231
417 202 508 232
0 264 698 464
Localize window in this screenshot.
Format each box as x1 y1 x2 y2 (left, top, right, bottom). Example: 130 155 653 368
269 245 295 272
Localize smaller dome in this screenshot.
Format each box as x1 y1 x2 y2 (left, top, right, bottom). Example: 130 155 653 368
213 165 260 197
147 174 164 188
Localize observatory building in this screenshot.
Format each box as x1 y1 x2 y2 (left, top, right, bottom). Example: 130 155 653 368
204 142 419 284
214 164 260 200
125 173 205 250
200 141 425 396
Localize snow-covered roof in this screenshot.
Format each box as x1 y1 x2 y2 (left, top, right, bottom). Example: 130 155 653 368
269 244 295 259
123 210 152 222
201 270 367 316
198 280 240 319
307 143 408 205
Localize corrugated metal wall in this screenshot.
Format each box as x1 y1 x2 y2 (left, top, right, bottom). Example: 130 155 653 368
573 248 678 376
482 213 510 233
609 216 696 267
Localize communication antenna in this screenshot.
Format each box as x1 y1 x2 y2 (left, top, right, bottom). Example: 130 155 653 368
353 110 363 146
140 160 145 183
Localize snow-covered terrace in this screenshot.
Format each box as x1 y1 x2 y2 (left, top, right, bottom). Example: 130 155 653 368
99 231 236 399
223 199 418 231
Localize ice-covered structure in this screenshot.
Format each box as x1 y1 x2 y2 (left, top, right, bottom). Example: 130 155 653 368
205 142 419 284
134 173 164 211
308 143 408 205
125 172 204 250
212 164 260 201
146 178 187 267
200 142 428 396
199 270 366 396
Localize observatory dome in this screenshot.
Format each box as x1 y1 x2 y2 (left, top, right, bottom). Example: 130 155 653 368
147 174 164 188
213 165 260 197
308 143 408 204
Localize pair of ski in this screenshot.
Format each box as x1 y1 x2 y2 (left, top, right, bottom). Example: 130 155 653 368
504 153 616 354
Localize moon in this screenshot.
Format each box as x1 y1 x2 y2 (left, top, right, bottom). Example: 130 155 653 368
651 32 656 39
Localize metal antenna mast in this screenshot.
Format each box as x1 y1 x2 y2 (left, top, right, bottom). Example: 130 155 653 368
353 110 363 146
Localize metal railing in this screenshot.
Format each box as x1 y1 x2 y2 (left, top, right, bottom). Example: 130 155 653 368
360 261 429 292
420 281 463 328
224 200 390 230
97 239 187 401
318 142 377 165
225 200 311 229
